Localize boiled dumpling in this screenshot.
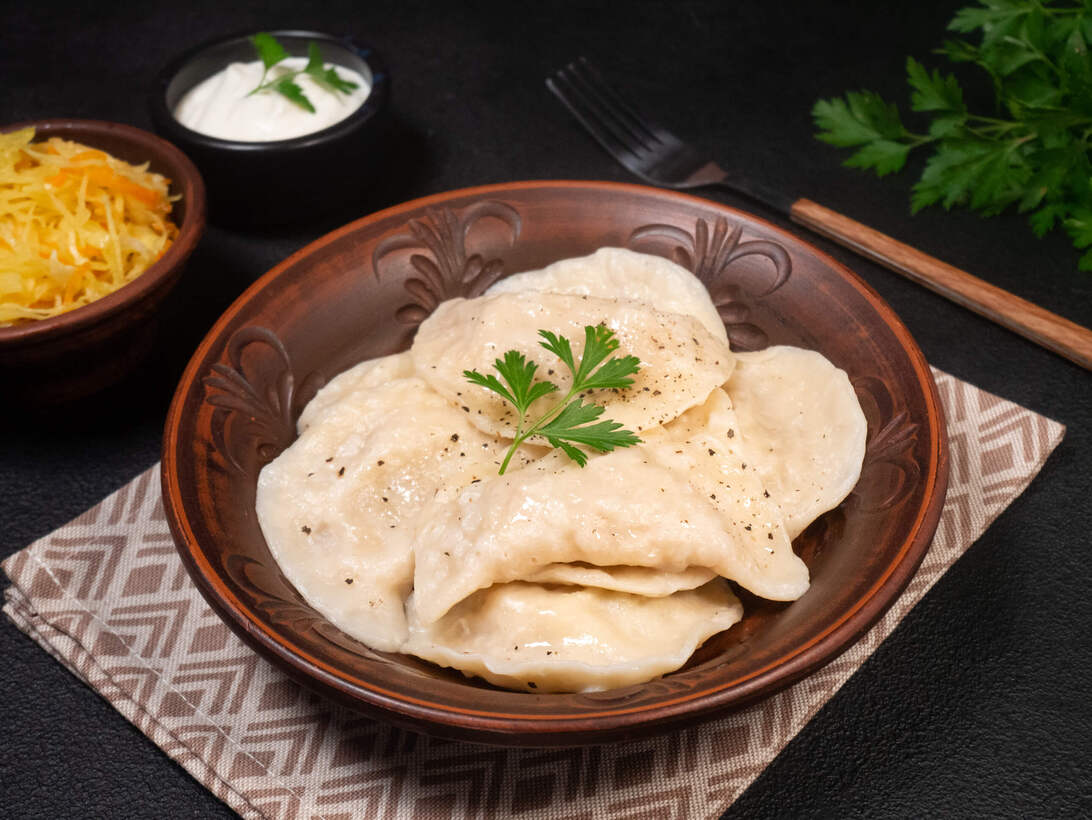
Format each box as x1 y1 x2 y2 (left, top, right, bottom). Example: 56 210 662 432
404 579 743 693
409 290 734 440
642 388 807 593
726 346 867 538
486 247 729 344
255 354 545 652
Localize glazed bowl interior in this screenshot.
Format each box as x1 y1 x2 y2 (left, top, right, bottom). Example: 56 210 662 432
0 118 205 403
163 180 948 746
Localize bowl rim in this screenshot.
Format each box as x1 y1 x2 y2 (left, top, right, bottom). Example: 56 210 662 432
149 29 390 153
0 118 206 345
162 179 949 743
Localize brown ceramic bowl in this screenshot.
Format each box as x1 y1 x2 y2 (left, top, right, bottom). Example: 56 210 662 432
162 181 948 746
0 119 206 403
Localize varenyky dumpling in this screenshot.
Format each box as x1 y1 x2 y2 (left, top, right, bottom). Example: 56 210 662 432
486 247 729 344
404 580 743 693
410 290 734 439
642 387 808 593
255 353 545 652
411 389 807 626
727 346 868 538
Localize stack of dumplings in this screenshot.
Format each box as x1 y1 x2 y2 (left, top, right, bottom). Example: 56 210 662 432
256 248 868 693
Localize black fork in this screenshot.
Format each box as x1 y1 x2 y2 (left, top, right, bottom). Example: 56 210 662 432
546 58 787 209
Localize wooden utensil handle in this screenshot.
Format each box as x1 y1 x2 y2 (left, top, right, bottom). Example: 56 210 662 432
790 197 1092 371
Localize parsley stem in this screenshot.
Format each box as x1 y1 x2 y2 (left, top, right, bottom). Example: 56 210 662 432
248 73 297 96
498 442 519 475
498 371 611 474
498 414 527 475
497 386 578 475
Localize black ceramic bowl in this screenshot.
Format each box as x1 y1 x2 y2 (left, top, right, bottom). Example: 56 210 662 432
150 30 389 227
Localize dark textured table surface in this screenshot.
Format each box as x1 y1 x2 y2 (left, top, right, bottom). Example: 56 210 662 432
3 2 1090 817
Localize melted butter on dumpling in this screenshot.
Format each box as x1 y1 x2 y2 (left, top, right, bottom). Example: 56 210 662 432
411 389 808 626
404 580 742 693
255 353 545 652
486 247 729 344
410 291 734 440
726 346 867 539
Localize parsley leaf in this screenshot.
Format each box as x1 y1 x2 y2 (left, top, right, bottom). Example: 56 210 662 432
813 0 1092 270
537 329 577 372
539 325 641 390
463 349 559 413
537 399 642 467
251 33 289 73
906 58 966 115
464 325 642 474
813 92 909 147
270 76 315 113
246 33 357 113
303 41 324 75
304 42 360 94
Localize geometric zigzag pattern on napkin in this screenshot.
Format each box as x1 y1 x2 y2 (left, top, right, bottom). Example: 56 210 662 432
2 368 1065 820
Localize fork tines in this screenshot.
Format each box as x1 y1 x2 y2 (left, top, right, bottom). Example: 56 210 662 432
547 57 773 201
547 57 670 173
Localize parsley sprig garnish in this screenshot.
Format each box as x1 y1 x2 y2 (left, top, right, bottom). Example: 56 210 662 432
812 0 1092 270
464 325 643 474
247 33 359 113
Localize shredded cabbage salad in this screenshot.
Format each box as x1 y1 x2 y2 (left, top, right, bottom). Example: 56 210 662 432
0 127 179 326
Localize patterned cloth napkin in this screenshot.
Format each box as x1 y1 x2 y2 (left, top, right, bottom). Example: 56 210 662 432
3 368 1064 820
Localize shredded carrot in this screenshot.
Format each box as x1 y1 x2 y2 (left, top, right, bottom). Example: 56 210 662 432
0 127 179 325
69 149 109 163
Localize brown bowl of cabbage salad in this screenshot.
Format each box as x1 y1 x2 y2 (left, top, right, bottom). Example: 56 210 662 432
0 118 205 403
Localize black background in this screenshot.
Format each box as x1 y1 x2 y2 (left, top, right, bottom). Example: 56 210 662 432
2 1 1090 817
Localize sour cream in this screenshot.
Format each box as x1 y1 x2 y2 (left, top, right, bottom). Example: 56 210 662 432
173 57 371 142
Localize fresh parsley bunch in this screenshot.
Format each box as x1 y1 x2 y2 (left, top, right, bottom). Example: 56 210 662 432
813 0 1092 269
248 33 359 113
464 325 643 474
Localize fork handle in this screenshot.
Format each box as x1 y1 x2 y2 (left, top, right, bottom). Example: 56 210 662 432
789 198 1092 371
